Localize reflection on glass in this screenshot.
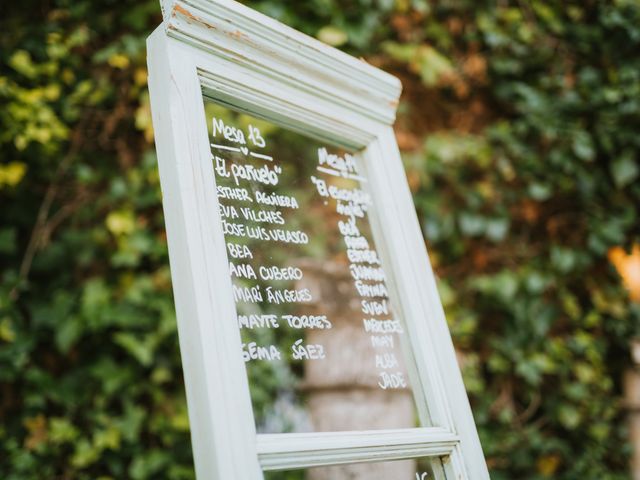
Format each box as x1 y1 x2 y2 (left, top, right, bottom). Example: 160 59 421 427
263 456 448 480
203 97 427 433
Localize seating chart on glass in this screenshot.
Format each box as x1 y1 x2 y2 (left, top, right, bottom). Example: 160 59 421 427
204 99 426 434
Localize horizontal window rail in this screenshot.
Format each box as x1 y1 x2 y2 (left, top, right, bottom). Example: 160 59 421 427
257 427 459 470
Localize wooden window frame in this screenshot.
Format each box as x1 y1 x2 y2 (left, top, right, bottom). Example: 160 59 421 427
147 1 489 478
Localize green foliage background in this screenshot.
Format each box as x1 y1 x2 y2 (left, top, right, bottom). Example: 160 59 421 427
1 0 639 478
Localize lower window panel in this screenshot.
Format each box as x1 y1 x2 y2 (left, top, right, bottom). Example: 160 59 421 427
263 456 448 480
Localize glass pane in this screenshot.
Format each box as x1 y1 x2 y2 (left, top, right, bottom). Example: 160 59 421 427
263 456 448 480
203 97 428 433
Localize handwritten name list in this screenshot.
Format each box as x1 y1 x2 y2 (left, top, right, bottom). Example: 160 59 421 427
209 114 408 391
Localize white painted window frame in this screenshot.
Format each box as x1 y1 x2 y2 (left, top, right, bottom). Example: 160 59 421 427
146 1 489 479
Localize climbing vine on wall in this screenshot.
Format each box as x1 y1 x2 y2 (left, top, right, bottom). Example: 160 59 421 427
0 1 639 479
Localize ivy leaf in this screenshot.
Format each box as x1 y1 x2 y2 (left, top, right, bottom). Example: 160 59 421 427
572 130 595 162
317 26 348 47
0 162 27 188
113 332 155 367
610 153 639 188
8 50 38 78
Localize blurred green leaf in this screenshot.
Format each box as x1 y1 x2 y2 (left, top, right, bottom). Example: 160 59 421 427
317 26 348 46
611 152 639 187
